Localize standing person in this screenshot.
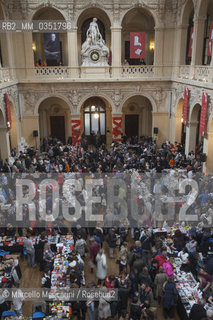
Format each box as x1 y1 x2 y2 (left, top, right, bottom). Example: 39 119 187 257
12 286 24 316
107 227 118 259
98 287 111 320
75 234 87 258
24 234 35 268
87 282 99 320
89 238 100 273
129 296 142 320
11 259 22 288
163 276 178 319
0 288 8 317
117 280 130 319
96 249 107 285
154 266 168 305
43 243 55 270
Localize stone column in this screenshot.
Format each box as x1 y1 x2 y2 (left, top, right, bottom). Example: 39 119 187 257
67 27 79 77
154 26 164 76
203 130 213 174
23 33 34 78
21 115 39 148
191 17 206 66
174 25 189 66
169 113 177 144
152 112 170 146
209 43 213 82
185 121 198 155
0 127 10 161
71 114 81 146
111 26 122 77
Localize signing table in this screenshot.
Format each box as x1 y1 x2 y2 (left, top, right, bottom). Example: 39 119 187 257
173 257 211 320
48 235 74 319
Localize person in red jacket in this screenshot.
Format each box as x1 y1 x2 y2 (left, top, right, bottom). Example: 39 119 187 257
154 251 168 269
104 275 115 289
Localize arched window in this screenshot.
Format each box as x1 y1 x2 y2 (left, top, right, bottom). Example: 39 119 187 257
83 97 106 136
185 11 194 65
203 16 211 65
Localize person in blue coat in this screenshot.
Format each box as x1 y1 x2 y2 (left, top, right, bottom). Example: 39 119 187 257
163 276 178 319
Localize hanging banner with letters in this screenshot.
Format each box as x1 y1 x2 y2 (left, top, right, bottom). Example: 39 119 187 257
5 92 12 129
130 32 146 59
182 87 189 125
188 27 194 58
199 92 208 137
71 119 81 146
207 21 213 57
112 117 122 142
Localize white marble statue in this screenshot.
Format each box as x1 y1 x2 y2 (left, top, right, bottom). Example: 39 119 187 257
86 18 103 45
81 17 109 66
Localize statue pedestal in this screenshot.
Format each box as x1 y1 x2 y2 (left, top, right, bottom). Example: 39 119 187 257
81 45 109 67
80 66 110 79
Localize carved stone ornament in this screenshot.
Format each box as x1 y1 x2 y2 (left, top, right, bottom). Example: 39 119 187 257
23 92 41 115
153 88 167 104
68 90 81 111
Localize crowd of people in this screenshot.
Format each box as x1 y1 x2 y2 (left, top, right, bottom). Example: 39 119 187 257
0 135 203 174
0 136 212 319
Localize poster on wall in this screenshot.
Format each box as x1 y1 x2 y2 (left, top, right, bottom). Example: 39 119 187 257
130 32 146 59
5 92 12 129
44 33 61 61
188 27 194 58
199 92 208 137
207 21 213 57
182 87 189 125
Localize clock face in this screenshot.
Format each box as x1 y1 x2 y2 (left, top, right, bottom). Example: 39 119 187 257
90 51 100 62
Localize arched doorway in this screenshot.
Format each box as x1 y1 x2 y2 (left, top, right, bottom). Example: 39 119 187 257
81 96 112 145
121 8 155 65
32 8 68 66
175 98 185 145
200 0 213 65
77 8 111 65
122 95 152 139
38 97 71 145
181 0 194 65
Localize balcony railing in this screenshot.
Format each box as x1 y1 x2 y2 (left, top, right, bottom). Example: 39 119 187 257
34 66 70 78
178 65 191 79
178 65 213 82
194 66 210 81
0 65 212 84
121 65 155 77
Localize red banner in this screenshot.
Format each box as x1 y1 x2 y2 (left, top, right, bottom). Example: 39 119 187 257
5 92 12 129
182 87 189 125
188 27 194 58
112 117 122 142
207 21 213 57
71 119 81 146
199 92 208 137
130 32 146 59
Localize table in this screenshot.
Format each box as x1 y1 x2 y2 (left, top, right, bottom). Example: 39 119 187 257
174 258 202 319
